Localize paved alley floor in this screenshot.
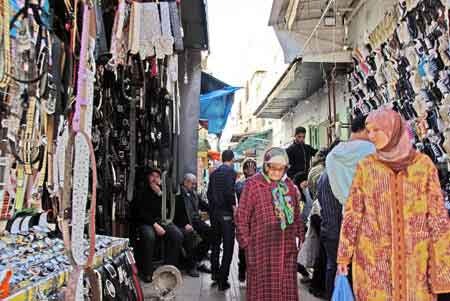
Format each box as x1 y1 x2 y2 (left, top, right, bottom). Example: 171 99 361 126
141 248 323 301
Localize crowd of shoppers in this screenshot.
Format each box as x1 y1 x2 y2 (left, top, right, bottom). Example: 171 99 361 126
133 107 450 301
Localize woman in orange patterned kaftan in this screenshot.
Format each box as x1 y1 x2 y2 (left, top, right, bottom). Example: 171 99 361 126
336 108 450 301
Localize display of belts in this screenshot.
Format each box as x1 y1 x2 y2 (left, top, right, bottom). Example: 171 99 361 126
348 0 450 215
0 0 186 299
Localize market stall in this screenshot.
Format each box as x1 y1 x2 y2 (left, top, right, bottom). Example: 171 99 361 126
1 233 137 300
0 0 199 299
348 0 450 215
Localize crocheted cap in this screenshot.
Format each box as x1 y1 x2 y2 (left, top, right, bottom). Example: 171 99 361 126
263 147 289 166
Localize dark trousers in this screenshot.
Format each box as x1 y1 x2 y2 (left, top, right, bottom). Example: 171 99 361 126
238 248 246 281
310 239 326 292
136 223 183 277
180 229 198 270
211 213 235 283
192 219 212 262
322 236 339 299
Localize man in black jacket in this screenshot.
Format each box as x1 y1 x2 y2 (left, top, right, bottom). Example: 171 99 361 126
235 158 256 287
133 168 184 282
286 126 318 180
207 150 237 291
174 173 212 277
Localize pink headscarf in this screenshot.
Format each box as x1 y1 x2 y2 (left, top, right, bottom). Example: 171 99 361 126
366 108 417 172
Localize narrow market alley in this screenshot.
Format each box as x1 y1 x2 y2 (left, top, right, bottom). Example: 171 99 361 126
1 0 450 300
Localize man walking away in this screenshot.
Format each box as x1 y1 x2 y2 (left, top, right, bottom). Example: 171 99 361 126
207 150 237 291
286 126 318 180
317 168 343 299
235 158 257 287
326 115 375 206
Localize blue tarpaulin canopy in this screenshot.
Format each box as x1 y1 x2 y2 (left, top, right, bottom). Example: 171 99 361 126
200 73 240 134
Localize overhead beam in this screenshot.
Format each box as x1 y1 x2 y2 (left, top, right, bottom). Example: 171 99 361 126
287 0 301 30
269 0 290 26
302 50 352 63
293 30 345 49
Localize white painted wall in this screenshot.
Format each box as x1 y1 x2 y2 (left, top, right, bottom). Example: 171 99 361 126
272 75 349 147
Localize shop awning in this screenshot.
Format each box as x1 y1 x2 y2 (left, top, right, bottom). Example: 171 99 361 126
233 130 272 155
254 59 348 119
200 73 241 135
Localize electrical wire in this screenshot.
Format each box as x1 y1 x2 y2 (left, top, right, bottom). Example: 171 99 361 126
298 0 337 58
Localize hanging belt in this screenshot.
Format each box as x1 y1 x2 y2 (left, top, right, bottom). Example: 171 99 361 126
38 110 48 188
0 0 11 88
60 129 98 301
46 115 55 192
0 155 12 220
61 3 98 300
127 91 136 202
24 97 37 175
169 1 184 52
15 165 26 211
93 0 108 60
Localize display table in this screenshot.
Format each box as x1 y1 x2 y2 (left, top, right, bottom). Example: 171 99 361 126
0 234 131 300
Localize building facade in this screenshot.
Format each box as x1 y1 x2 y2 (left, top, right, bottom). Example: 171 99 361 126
257 0 397 149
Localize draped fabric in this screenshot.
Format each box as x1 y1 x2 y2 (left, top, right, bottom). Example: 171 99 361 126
337 154 450 300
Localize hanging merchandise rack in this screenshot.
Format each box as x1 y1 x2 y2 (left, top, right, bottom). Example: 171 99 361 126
347 0 450 215
0 0 189 299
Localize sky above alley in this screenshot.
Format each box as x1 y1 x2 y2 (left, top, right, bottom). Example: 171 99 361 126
206 0 281 86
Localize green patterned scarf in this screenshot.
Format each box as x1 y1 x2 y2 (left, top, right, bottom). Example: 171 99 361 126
262 172 294 230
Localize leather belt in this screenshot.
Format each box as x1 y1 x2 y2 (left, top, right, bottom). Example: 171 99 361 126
60 3 99 300
60 129 98 301
0 156 11 221
24 97 37 175
46 115 55 193
0 0 11 88
127 92 136 202
93 0 108 60
34 109 48 209
15 164 26 210
169 1 184 52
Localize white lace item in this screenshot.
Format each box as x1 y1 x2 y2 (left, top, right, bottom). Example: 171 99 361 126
129 2 161 59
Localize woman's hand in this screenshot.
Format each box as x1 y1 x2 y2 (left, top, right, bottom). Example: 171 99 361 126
337 264 349 275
